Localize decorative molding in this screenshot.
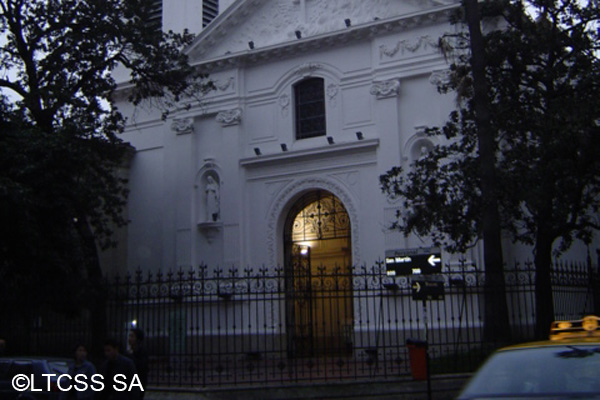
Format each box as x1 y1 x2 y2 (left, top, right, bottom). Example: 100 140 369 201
332 171 360 188
197 221 222 244
414 125 428 136
379 35 437 59
214 77 236 92
429 69 452 87
171 117 194 135
265 176 361 269
370 79 401 99
154 3 459 75
326 83 338 99
278 93 290 117
326 83 339 107
216 108 242 126
345 172 359 187
295 62 322 78
266 179 293 196
202 158 218 171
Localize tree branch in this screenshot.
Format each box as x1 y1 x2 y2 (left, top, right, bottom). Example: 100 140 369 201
0 78 26 98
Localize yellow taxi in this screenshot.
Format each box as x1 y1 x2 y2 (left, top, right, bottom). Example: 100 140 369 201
457 315 600 399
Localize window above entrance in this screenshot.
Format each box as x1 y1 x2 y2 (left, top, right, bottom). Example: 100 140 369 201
294 78 326 140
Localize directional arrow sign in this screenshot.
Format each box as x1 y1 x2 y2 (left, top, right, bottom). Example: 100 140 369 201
411 277 445 301
385 248 442 275
412 281 421 293
428 254 441 267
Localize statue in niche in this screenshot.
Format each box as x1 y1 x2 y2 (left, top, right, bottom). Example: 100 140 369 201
413 141 433 164
205 176 220 222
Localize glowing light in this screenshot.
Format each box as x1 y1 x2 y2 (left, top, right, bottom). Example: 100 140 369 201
557 322 572 330
582 316 598 331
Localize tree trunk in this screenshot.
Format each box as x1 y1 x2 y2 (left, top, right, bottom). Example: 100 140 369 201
463 0 511 342
534 228 555 339
76 216 108 361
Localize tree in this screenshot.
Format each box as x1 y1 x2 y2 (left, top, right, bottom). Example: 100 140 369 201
381 0 600 339
463 0 511 343
0 0 212 353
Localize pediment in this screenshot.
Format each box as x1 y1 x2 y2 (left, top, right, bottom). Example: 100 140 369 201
187 0 457 63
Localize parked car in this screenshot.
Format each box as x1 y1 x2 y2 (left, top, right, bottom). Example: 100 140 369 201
0 357 69 400
457 315 600 399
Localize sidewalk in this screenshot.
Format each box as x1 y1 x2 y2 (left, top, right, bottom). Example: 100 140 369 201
144 374 469 400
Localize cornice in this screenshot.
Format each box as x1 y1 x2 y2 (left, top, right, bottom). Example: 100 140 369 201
240 138 379 168
185 0 266 57
191 3 459 74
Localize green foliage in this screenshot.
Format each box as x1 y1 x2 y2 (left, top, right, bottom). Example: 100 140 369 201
0 0 213 312
381 0 600 255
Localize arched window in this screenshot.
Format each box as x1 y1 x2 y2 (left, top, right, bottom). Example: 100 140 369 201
294 78 326 140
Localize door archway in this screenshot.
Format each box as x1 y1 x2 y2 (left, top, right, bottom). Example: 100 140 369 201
284 190 354 357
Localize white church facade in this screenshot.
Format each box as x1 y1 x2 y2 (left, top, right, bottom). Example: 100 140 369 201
109 0 493 277
107 0 599 289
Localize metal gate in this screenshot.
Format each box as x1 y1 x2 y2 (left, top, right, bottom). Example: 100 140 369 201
283 191 353 357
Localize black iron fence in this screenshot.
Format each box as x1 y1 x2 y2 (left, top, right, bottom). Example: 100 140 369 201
2 261 599 387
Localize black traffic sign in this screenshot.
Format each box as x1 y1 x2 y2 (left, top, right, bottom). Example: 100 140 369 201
411 278 445 301
385 248 442 276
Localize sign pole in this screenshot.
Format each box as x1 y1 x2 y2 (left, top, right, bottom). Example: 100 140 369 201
423 300 432 400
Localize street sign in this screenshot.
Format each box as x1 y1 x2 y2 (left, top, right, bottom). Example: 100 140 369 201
411 277 445 301
385 247 442 276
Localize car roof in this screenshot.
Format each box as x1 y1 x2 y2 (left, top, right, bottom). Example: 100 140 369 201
496 337 600 351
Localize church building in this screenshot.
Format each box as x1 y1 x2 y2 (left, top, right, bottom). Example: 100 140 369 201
109 0 484 277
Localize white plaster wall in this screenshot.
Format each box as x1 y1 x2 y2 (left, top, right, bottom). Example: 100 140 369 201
126 148 166 271
112 15 460 273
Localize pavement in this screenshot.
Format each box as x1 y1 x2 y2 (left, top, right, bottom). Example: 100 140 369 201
144 374 469 400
